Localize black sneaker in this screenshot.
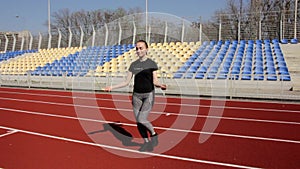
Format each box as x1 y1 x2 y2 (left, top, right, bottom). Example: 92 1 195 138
150 133 158 147
138 141 153 152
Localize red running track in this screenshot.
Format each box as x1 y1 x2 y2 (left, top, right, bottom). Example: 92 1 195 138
0 87 299 169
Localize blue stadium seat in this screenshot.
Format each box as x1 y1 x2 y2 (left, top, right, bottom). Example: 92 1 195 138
279 74 291 81
291 38 298 44
254 75 264 80
243 61 252 67
231 66 241 74
267 75 277 81
195 72 204 79
207 74 216 79
217 74 227 79
254 66 264 74
242 66 252 74
241 75 251 80
281 39 288 44
266 67 276 75
177 66 188 73
184 73 194 79
229 74 239 80
173 73 183 79
220 66 229 74
208 66 219 74
187 66 198 73
277 61 287 67
198 66 208 73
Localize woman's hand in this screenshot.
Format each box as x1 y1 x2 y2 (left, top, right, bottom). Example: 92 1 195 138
155 84 167 90
160 84 167 90
103 86 112 92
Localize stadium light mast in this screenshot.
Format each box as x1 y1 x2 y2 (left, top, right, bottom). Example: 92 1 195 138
294 0 298 39
48 0 51 33
145 0 148 42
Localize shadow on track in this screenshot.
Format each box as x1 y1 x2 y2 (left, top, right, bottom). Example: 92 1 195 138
88 122 141 147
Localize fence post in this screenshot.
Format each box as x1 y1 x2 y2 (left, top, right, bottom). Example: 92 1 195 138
219 16 222 41
148 26 151 42
80 26 84 48
92 25 96 47
181 19 185 42
38 32 42 50
4 34 8 52
164 21 168 43
20 35 24 51
48 30 52 49
68 26 72 48
280 12 283 41
58 28 61 48
238 18 241 42
118 20 122 45
132 19 136 45
12 34 16 51
199 22 202 43
104 23 108 46
29 32 33 50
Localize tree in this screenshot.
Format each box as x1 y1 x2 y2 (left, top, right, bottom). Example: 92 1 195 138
49 7 142 47
199 0 297 41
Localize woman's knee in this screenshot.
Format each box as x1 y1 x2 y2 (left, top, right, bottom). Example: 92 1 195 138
136 115 149 124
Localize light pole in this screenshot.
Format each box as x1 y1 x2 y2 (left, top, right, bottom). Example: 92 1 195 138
48 0 51 33
145 0 148 42
294 0 298 39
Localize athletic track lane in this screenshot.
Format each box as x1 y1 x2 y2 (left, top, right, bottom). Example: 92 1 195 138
0 87 299 169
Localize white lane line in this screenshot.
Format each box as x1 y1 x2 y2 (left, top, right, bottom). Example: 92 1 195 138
0 130 18 138
0 125 261 169
1 90 300 114
1 107 299 144
0 97 299 126
160 112 300 125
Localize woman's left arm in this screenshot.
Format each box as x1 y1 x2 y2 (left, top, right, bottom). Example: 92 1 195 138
153 71 166 90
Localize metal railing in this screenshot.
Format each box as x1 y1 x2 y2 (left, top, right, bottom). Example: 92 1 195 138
0 71 298 101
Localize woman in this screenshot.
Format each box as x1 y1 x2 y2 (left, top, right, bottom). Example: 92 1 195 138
104 40 166 152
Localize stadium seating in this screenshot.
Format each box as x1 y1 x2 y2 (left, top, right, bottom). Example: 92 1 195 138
85 44 135 77
0 50 38 62
290 38 298 44
30 47 83 76
0 39 291 82
173 39 291 81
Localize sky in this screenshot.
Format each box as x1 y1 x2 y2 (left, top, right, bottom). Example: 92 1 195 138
0 0 227 34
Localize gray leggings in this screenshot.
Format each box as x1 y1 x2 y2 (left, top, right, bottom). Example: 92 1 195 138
132 91 155 138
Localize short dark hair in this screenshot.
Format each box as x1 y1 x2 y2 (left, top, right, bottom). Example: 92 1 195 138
136 40 148 49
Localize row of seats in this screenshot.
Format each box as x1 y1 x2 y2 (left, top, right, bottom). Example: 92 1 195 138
30 45 134 76
281 38 298 44
0 49 38 62
0 47 82 75
0 40 291 81
173 39 291 81
85 41 201 77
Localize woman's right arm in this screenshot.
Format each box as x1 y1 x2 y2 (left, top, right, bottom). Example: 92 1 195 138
103 71 133 92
